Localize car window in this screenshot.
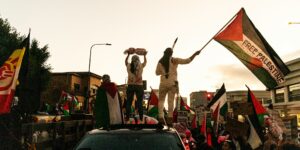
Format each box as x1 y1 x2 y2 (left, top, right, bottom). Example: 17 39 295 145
75 132 184 150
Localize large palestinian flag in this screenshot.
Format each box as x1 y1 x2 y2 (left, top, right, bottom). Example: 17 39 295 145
214 8 290 89
94 82 123 128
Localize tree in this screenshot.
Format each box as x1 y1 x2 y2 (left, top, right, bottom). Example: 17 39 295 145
17 40 52 115
0 16 52 149
0 17 52 118
0 18 20 65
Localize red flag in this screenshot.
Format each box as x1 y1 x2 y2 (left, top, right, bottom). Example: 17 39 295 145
0 36 29 114
191 115 197 129
247 85 267 143
148 90 158 106
180 97 190 111
248 89 267 115
200 113 206 136
147 90 159 118
212 103 220 134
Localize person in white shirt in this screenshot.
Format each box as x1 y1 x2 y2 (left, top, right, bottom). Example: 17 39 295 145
155 47 200 123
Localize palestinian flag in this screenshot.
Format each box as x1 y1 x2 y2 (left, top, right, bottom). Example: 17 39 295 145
207 84 227 118
94 82 123 128
180 97 190 111
247 85 267 126
246 116 263 149
214 8 290 89
247 85 267 143
200 113 214 147
147 89 158 118
207 84 227 134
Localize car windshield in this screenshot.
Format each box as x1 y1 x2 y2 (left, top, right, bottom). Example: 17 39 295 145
75 132 184 150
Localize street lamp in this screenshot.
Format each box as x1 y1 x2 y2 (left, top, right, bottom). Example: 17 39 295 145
288 22 300 25
88 43 112 73
85 43 112 113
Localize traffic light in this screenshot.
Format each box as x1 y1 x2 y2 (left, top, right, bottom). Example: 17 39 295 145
207 92 212 101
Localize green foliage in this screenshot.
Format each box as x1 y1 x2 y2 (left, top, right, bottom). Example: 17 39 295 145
0 18 21 65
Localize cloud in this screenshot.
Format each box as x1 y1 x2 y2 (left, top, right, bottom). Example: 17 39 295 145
209 64 266 91
282 50 300 62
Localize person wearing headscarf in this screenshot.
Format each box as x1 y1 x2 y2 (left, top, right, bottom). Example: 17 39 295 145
155 47 200 124
125 49 147 121
94 74 123 128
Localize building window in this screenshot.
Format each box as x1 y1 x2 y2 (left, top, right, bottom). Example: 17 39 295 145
289 83 300 102
74 83 80 92
275 88 284 103
263 99 272 104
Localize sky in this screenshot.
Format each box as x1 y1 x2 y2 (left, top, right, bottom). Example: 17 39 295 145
0 0 300 98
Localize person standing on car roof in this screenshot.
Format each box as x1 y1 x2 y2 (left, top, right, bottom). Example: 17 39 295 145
155 47 200 124
125 48 147 122
94 74 123 128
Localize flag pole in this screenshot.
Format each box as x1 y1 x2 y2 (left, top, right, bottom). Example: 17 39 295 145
198 8 243 53
171 37 178 50
147 86 154 112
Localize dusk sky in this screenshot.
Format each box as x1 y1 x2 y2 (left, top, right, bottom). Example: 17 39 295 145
1 0 300 98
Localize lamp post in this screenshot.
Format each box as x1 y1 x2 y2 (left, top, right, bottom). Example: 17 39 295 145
85 43 112 113
288 22 300 25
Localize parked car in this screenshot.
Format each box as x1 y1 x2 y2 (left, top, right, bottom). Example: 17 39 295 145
74 124 186 150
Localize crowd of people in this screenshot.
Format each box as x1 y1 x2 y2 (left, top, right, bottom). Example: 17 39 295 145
93 47 300 150
179 123 300 150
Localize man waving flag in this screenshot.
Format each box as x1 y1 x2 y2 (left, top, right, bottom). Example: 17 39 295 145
214 8 290 89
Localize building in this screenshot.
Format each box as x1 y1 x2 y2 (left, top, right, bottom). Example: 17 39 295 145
190 91 214 108
190 90 270 108
226 90 270 109
41 72 102 112
270 58 300 117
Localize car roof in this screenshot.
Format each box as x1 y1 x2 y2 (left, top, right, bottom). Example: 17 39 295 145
87 124 178 134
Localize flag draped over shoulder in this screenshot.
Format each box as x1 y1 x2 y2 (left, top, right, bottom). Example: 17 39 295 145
247 86 266 148
147 90 158 118
94 82 123 128
0 35 29 114
214 8 290 89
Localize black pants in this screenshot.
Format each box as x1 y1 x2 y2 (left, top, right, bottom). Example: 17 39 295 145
126 84 144 119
